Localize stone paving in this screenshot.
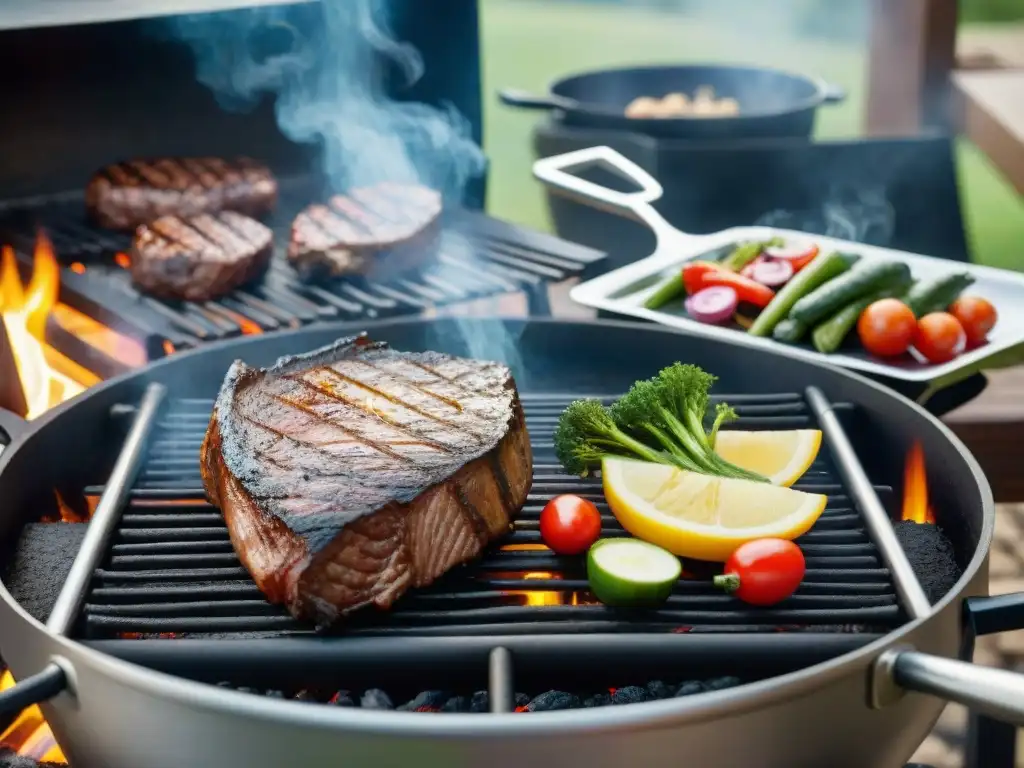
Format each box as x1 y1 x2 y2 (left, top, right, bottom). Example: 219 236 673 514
909 504 1024 767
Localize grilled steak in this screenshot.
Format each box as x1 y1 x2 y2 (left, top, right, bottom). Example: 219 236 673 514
200 334 533 626
130 211 273 302
86 157 277 230
287 182 442 281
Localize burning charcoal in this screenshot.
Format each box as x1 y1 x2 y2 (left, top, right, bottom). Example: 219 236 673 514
361 689 394 710
470 691 490 712
265 690 285 699
610 686 648 705
674 681 705 697
329 690 356 707
894 520 961 604
398 691 451 712
583 693 611 708
0 748 65 768
514 692 530 708
524 691 581 711
703 676 741 692
646 680 673 700
294 689 315 702
441 695 470 713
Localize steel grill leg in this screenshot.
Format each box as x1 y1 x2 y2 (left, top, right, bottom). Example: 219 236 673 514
45 383 167 636
805 387 932 621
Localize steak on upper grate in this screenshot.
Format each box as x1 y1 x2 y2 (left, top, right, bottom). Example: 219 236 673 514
130 211 274 302
287 182 442 281
200 334 533 627
85 157 278 230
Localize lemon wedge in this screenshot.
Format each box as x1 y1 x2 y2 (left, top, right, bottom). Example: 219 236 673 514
601 457 827 562
714 429 822 487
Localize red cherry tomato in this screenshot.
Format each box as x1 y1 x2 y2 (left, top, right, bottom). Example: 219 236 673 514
949 296 997 347
857 299 917 357
539 495 602 555
713 539 805 606
913 312 967 364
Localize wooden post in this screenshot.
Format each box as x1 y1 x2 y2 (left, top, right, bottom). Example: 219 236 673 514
0 314 28 418
865 0 959 135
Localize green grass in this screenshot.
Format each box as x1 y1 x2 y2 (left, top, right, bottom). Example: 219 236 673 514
479 0 1024 271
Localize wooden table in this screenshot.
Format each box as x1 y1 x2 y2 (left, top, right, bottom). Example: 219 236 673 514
953 68 1024 196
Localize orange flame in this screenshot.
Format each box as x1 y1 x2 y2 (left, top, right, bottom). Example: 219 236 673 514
902 441 935 525
0 234 90 418
0 670 67 764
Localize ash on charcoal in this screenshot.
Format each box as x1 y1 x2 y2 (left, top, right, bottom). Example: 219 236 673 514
441 695 470 713
329 690 355 707
895 520 961 604
398 691 451 712
524 691 580 711
704 676 742 692
675 681 705 697
514 693 530 708
361 689 394 710
4 523 86 622
611 686 648 705
469 691 489 712
646 681 673 700
0 748 63 768
583 693 611 708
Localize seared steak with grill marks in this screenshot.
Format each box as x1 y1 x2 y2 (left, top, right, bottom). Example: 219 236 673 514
200 334 533 627
86 157 277 230
287 182 442 281
130 211 274 302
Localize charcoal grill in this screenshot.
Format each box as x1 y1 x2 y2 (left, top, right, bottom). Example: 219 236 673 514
0 179 604 374
0 317 1022 768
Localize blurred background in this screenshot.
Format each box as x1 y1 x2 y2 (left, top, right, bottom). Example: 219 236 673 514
480 0 1024 271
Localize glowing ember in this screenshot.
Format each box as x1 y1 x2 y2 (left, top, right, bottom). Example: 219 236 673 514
901 441 935 525
0 670 67 764
0 234 94 419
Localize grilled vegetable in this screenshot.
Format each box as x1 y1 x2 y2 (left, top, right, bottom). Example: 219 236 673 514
700 270 775 308
713 538 805 606
587 538 681 607
949 296 997 346
903 272 975 317
554 365 766 481
764 239 819 271
685 286 738 324
789 261 911 327
540 495 602 555
857 298 918 357
749 259 793 288
682 262 723 294
772 318 808 343
914 312 967 363
747 251 852 337
643 272 686 310
811 278 913 355
720 238 781 272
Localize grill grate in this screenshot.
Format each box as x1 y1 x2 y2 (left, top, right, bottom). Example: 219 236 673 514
79 392 902 640
0 178 605 363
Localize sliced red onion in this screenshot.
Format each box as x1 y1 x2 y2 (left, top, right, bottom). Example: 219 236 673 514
765 239 816 261
684 286 738 324
740 256 765 279
750 258 794 288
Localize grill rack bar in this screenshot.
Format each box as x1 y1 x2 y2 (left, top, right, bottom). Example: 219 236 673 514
78 390 905 648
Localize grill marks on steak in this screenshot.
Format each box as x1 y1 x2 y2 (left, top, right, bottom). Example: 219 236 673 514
287 182 442 281
86 157 277 230
130 211 274 301
200 335 533 626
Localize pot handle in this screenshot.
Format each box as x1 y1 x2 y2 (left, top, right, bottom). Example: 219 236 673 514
498 88 576 112
821 82 846 105
0 663 66 716
0 406 28 448
533 146 688 243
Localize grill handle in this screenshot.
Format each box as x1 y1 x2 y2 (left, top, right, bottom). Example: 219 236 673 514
533 146 697 247
0 663 66 717
874 648 1024 726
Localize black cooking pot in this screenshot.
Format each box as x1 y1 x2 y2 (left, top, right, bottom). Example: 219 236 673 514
499 64 845 140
